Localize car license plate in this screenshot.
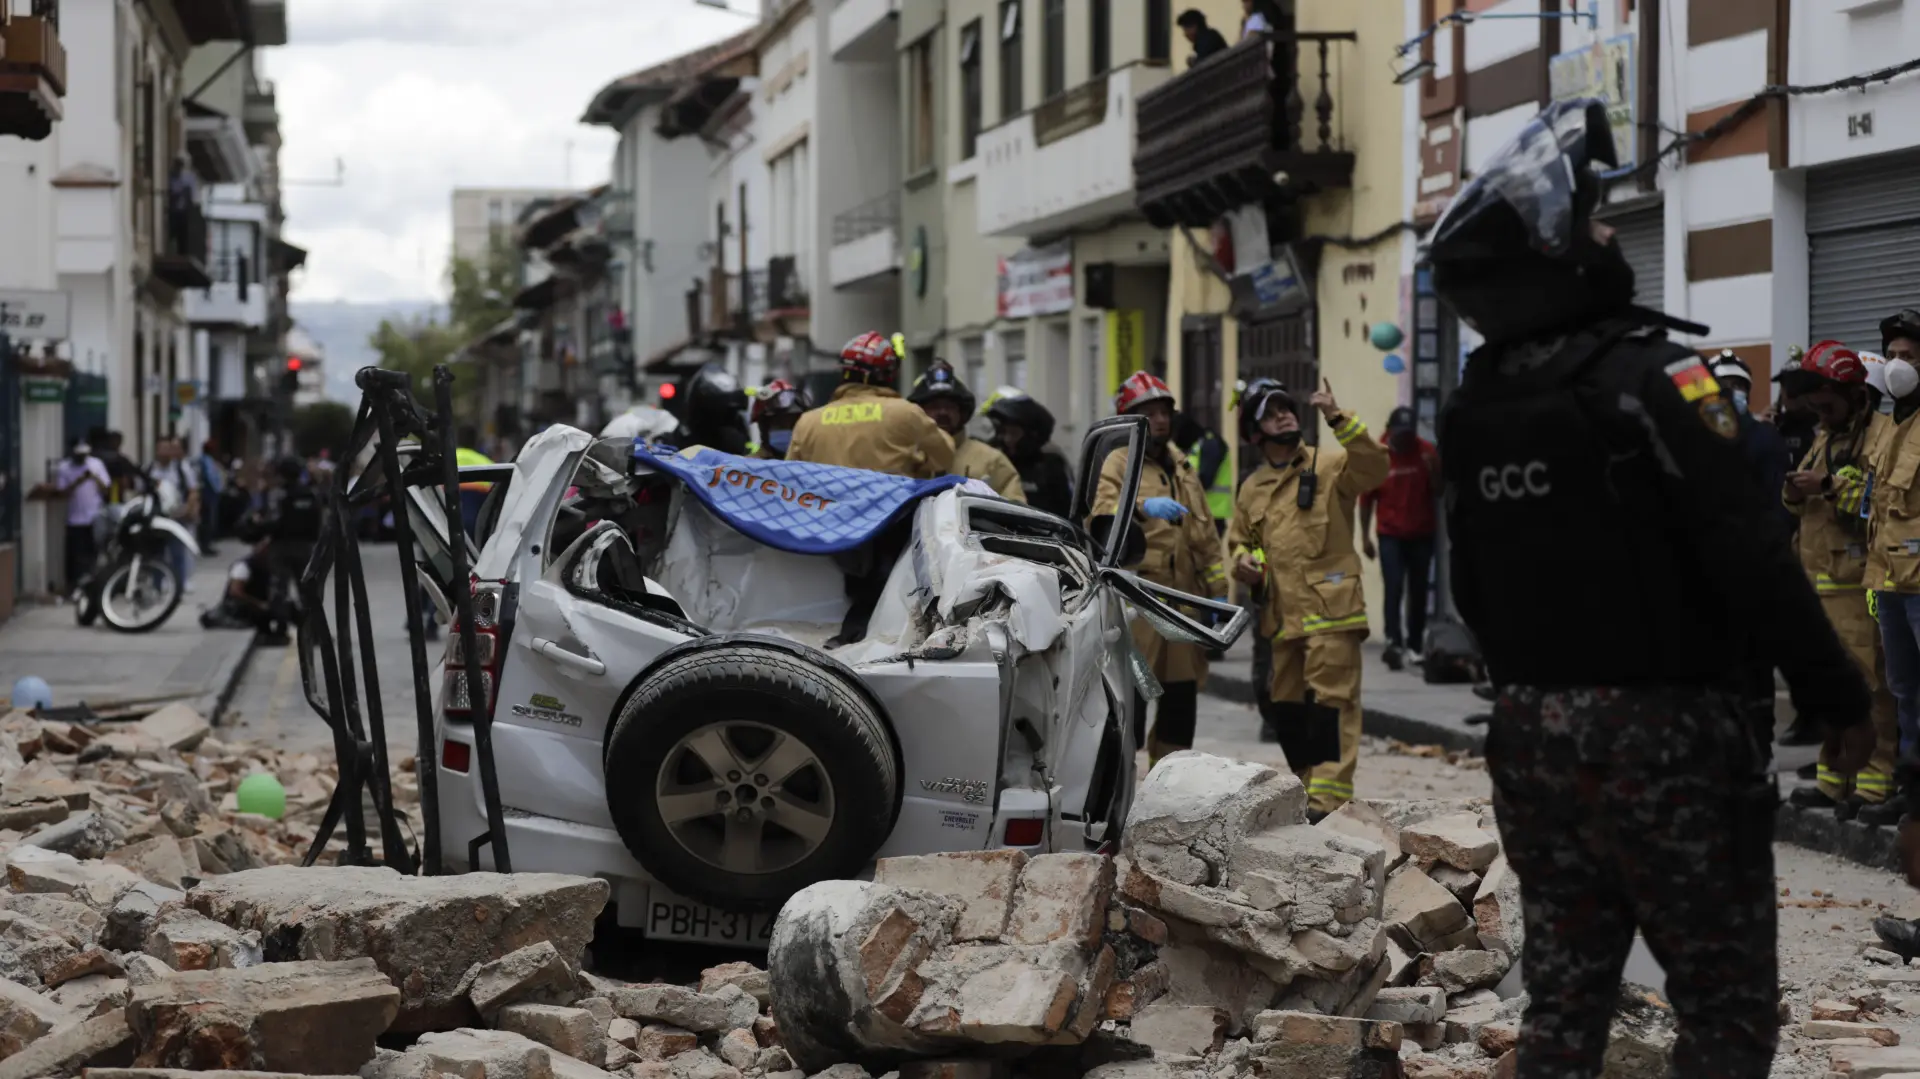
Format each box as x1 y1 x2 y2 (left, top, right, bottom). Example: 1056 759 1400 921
644 886 776 948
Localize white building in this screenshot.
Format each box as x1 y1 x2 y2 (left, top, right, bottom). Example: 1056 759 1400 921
451 187 574 265
582 31 755 395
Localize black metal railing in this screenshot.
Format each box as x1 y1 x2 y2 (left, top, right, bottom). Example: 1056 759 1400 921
31 0 59 30
831 191 899 246
744 268 770 323
166 203 208 263
1132 31 1357 228
209 251 254 288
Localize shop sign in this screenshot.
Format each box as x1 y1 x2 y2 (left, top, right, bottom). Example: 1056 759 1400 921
997 242 1074 319
22 377 67 404
1548 34 1638 175
0 290 72 341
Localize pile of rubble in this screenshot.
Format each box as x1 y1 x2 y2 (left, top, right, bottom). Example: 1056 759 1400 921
0 701 393 872
765 752 1673 1079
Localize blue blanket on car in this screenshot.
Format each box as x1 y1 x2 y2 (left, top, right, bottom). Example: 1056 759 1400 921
633 444 969 556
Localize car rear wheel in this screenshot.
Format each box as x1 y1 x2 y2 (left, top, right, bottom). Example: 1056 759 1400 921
605 641 899 912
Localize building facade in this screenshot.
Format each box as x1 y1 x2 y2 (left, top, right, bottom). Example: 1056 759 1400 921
450 187 574 265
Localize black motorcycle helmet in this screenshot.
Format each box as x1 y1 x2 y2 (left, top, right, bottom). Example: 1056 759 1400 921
686 363 748 427
1425 99 1636 346
984 388 1056 461
907 360 978 417
1236 378 1292 445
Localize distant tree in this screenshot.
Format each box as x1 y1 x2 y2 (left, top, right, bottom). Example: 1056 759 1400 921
288 400 356 459
367 234 522 424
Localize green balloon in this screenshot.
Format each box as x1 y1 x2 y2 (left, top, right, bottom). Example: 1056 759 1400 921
236 773 287 821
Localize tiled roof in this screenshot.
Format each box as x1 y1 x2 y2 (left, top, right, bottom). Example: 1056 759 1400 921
582 28 760 125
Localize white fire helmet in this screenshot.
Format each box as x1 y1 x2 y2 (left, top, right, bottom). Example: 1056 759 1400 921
1861 351 1890 397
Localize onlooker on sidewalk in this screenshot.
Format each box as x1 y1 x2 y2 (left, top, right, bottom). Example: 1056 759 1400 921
1358 407 1439 671
49 439 111 591
1176 10 1229 65
148 436 200 593
194 438 227 556
199 539 278 633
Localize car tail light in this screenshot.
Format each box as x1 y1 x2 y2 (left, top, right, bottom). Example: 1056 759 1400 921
1003 818 1044 847
442 578 505 723
442 739 471 773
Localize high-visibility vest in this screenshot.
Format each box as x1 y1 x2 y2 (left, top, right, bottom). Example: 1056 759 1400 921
1190 448 1233 521
456 447 494 493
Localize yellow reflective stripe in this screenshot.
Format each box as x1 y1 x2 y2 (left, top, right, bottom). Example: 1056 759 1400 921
1308 780 1354 796
1815 574 1864 594
1253 549 1266 565
1333 418 1366 445
1856 776 1894 790
1301 613 1370 633
1818 766 1848 782
1203 563 1227 582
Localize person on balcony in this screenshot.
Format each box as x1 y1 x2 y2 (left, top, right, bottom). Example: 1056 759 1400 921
167 155 198 252
1240 0 1281 38
1176 9 1229 65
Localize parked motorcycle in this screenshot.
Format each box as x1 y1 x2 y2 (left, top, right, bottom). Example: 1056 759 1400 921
72 494 200 633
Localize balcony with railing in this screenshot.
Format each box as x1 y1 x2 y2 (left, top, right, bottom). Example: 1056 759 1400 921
0 0 66 141
243 79 278 143
765 256 808 317
154 203 212 289
828 191 900 290
1133 31 1357 229
976 61 1173 239
829 0 898 62
184 251 267 328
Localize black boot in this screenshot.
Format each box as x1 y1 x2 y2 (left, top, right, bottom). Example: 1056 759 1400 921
1788 786 1844 811
1778 719 1824 747
1856 799 1907 828
1383 646 1404 672
1795 761 1819 781
1877 915 1920 960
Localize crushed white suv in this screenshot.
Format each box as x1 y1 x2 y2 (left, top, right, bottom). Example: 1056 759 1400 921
400 415 1246 949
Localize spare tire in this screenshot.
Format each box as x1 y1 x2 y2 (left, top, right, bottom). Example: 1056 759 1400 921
606 640 899 912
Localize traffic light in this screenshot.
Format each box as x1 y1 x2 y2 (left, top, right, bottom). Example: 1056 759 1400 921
280 357 301 397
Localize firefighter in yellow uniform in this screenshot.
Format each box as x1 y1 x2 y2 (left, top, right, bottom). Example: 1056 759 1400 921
1229 379 1389 817
787 332 954 479
1780 342 1902 822
1091 372 1228 763
907 361 1026 501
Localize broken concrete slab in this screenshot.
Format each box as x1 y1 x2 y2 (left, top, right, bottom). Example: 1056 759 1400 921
0 909 82 987
402 1029 555 1079
1805 1019 1901 1045
607 985 753 1035
1472 855 1523 959
49 973 128 1019
1364 986 1446 1025
104 837 195 890
497 1004 604 1066
1005 855 1112 950
466 941 580 1019
716 1028 759 1071
1382 865 1469 948
20 811 124 861
0 894 101 949
186 866 607 1031
142 908 262 971
125 957 400 1074
88 1072 362 1079
1127 1004 1224 1058
1418 950 1511 994
1315 801 1404 871
873 852 1025 943
4 847 142 896
103 883 187 953
1426 865 1481 908
1399 813 1499 873
1124 754 1307 888
952 960 1079 1044
0 1011 133 1079
137 704 211 753
0 976 75 1058
698 962 770 1004
1247 1011 1403 1078
636 1024 700 1061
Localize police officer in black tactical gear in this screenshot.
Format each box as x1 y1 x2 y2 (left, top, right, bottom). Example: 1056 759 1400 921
258 455 321 644
1429 99 1874 1078
674 363 752 457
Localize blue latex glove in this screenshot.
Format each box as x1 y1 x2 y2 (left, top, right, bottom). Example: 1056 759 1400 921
1142 497 1188 522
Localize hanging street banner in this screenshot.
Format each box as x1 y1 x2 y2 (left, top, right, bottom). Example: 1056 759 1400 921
997 242 1075 320
1548 34 1638 175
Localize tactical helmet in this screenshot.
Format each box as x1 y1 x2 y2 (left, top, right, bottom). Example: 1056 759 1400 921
907 360 977 417
1236 379 1295 445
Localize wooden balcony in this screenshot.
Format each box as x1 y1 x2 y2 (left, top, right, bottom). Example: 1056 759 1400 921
1132 31 1357 229
0 8 66 141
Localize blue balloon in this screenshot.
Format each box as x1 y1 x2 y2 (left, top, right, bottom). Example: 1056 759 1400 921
10 676 52 711
1383 354 1407 375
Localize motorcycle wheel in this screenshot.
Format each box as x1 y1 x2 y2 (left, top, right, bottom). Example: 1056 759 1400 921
73 584 100 626
98 558 183 634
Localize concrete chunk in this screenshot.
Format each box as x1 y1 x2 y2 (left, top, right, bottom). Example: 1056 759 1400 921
1364 987 1447 1026
89 1073 362 1079
1128 1004 1225 1058
874 851 1026 943
1418 950 1511 994
4 847 142 896
1399 813 1499 873
1315 800 1404 870
143 908 262 971
466 941 579 1019
1382 866 1468 948
496 1004 604 1065
21 811 125 861
105 837 195 890
0 1011 133 1079
954 961 1078 1044
1472 855 1524 958
1005 854 1112 948
125 957 400 1074
608 985 742 1034
698 961 771 1004
0 977 75 1058
409 1029 556 1079
187 867 607 1032
137 703 212 753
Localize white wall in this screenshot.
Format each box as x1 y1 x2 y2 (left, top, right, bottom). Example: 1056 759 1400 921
814 13 899 351
619 102 712 363
1790 0 1920 168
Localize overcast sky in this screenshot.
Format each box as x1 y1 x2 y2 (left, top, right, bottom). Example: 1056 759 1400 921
266 0 753 304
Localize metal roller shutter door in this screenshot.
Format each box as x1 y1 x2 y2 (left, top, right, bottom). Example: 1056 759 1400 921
1598 205 1664 312
1808 150 1920 352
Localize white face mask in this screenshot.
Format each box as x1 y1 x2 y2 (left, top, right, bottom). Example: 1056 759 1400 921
1889 359 1920 400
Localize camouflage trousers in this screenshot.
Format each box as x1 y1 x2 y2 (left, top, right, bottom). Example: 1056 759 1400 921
1487 685 1779 1079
